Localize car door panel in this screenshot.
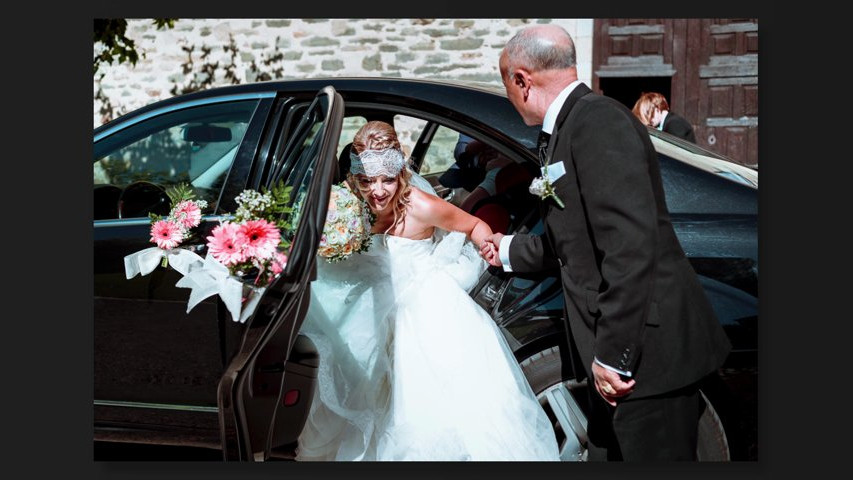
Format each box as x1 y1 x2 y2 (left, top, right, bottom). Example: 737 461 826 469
94 99 268 418
218 86 343 461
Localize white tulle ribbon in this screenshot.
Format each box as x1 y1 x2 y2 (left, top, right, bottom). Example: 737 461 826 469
124 247 205 279
174 254 266 324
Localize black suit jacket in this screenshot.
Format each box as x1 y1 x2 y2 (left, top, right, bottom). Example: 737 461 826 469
662 112 696 143
508 84 730 398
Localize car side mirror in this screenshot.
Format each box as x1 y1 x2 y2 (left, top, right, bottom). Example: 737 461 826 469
183 124 232 143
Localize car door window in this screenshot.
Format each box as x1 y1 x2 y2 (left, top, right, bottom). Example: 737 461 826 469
418 124 461 176
392 114 427 161
338 116 367 159
93 100 258 220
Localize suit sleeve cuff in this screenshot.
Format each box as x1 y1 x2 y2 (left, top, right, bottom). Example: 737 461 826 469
499 235 514 272
594 357 632 377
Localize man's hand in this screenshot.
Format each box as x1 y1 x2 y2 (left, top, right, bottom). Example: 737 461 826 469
480 233 504 267
592 361 636 406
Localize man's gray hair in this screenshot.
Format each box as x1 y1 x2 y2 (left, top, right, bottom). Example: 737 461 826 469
502 27 576 78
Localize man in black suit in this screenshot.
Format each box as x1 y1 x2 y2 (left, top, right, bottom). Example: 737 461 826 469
633 91 697 142
483 24 731 460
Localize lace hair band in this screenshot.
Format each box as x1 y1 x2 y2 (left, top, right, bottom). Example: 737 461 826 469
349 148 406 178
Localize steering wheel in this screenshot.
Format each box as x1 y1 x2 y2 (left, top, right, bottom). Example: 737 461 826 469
117 181 170 219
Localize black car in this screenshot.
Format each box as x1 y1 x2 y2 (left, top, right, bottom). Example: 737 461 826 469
94 77 757 461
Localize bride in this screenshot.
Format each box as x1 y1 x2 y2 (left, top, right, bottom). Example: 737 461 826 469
296 121 560 461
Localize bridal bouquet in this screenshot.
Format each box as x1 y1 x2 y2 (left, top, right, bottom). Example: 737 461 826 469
175 182 295 323
317 182 375 263
124 183 208 278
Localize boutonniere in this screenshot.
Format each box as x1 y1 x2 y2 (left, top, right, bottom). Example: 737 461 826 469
529 164 565 208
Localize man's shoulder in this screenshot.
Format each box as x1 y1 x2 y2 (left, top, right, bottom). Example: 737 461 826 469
669 112 691 126
567 94 636 128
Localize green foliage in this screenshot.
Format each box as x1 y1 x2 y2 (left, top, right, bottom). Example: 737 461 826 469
94 18 177 77
268 181 294 218
165 182 197 205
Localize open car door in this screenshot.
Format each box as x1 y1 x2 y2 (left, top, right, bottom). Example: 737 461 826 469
217 86 344 461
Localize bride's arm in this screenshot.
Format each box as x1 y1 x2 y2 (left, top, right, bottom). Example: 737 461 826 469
410 188 493 248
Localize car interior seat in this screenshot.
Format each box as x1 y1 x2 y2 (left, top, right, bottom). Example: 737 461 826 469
470 162 537 234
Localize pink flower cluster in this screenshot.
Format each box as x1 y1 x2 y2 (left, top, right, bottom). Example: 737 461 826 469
150 200 205 250
206 218 288 286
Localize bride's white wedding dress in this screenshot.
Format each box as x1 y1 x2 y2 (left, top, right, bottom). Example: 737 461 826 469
296 228 560 461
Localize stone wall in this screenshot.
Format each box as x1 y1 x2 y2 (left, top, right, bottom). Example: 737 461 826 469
94 18 593 128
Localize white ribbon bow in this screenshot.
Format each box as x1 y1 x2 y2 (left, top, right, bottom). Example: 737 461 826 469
124 247 204 279
175 254 266 324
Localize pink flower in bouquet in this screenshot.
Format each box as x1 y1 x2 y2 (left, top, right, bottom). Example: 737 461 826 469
150 220 183 250
271 252 288 275
237 219 281 259
172 200 203 229
207 223 246 265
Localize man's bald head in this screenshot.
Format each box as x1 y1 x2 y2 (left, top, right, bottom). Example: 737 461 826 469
500 24 576 80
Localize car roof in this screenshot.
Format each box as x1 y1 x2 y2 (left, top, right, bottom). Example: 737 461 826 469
95 77 543 147
95 76 755 185
648 129 758 188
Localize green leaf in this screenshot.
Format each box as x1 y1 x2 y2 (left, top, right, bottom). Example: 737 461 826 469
164 183 196 206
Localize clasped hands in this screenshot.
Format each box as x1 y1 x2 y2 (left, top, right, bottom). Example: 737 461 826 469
478 233 504 267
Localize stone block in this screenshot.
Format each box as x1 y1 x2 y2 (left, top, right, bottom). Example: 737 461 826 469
440 38 484 50
302 37 340 47
265 20 292 28
362 53 382 71
426 53 450 64
413 65 439 75
395 52 415 63
322 59 345 71
411 41 435 51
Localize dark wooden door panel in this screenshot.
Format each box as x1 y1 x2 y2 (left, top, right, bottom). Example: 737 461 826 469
594 18 758 168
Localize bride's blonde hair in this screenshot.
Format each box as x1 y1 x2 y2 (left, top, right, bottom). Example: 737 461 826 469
349 120 412 235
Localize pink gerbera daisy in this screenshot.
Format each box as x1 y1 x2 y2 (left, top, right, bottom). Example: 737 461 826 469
237 219 281 260
172 200 203 229
150 220 183 250
270 252 288 275
206 222 246 265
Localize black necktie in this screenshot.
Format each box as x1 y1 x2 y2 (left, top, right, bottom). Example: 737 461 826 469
537 130 551 166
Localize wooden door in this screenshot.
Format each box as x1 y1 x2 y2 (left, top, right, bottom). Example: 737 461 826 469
593 18 758 168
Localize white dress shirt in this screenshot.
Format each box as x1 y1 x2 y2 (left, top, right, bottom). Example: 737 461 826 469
658 110 669 131
498 79 580 271
497 80 631 377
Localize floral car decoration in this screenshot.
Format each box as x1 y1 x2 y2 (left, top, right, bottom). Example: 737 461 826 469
124 180 374 323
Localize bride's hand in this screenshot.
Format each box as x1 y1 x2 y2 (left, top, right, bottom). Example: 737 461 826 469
479 238 501 266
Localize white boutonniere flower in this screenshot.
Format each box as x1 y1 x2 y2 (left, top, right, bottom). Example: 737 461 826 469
529 164 565 208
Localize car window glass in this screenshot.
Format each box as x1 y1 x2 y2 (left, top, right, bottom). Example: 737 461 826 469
93 100 258 220
392 114 426 160
338 116 367 159
274 105 325 247
419 125 460 175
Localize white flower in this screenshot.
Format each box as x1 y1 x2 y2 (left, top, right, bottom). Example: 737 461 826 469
528 171 565 208
529 177 547 197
